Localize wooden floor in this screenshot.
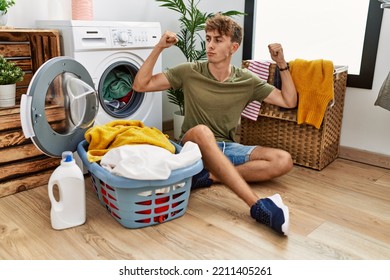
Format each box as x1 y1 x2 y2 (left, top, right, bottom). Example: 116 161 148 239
0 156 389 260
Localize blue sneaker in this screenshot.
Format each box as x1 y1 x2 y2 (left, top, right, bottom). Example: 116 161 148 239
191 168 213 189
250 194 289 235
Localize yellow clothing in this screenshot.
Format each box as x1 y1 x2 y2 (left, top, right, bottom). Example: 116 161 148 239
290 59 334 129
84 120 175 162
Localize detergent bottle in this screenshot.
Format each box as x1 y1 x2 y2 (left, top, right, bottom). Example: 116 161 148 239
48 151 86 230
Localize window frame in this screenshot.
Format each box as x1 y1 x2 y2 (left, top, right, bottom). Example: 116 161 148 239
242 0 384 89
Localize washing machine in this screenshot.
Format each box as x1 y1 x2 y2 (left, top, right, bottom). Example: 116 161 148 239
35 20 162 130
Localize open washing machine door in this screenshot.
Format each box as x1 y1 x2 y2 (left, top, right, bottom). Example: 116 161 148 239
20 56 99 157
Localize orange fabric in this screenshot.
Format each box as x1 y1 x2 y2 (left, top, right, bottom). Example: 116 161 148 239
290 59 334 129
84 120 174 162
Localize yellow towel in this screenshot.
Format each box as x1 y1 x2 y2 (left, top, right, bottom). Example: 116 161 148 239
84 120 175 162
289 59 334 129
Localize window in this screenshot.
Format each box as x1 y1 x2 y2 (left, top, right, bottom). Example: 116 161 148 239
243 0 383 89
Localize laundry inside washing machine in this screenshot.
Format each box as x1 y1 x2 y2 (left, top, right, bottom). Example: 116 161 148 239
98 62 144 119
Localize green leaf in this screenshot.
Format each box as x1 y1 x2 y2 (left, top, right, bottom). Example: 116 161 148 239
0 55 24 85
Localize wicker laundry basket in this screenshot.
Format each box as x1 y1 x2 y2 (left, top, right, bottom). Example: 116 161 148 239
240 61 348 170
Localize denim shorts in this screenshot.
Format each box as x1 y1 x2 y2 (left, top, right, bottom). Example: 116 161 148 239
179 135 256 166
217 141 256 166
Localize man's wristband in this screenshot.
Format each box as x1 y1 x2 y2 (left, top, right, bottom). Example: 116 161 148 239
278 64 289 71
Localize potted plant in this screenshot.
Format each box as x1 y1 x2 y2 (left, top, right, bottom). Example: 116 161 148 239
0 55 24 107
0 0 15 25
156 0 244 139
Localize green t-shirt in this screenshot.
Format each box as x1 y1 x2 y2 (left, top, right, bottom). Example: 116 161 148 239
164 61 274 142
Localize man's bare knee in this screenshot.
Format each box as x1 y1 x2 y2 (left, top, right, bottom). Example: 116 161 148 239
275 150 294 175
182 124 214 144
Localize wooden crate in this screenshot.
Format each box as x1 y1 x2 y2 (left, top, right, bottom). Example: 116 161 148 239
0 29 61 103
0 29 62 198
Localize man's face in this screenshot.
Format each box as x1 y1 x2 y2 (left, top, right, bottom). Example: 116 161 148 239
205 30 238 64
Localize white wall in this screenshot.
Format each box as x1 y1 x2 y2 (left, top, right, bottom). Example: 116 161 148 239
5 0 390 156
341 10 390 155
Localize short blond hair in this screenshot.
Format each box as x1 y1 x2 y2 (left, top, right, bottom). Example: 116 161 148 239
205 13 243 45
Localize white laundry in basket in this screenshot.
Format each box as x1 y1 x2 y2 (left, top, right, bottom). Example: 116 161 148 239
100 141 202 180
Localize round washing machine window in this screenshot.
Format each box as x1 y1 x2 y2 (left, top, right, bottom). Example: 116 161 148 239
98 61 144 119
46 72 97 134
20 56 99 157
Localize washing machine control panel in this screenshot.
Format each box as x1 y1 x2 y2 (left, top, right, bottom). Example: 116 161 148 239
112 28 157 48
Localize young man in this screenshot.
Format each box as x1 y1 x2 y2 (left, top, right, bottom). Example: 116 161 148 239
133 14 297 235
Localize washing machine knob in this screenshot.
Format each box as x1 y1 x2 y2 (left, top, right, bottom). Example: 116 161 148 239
118 31 129 43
